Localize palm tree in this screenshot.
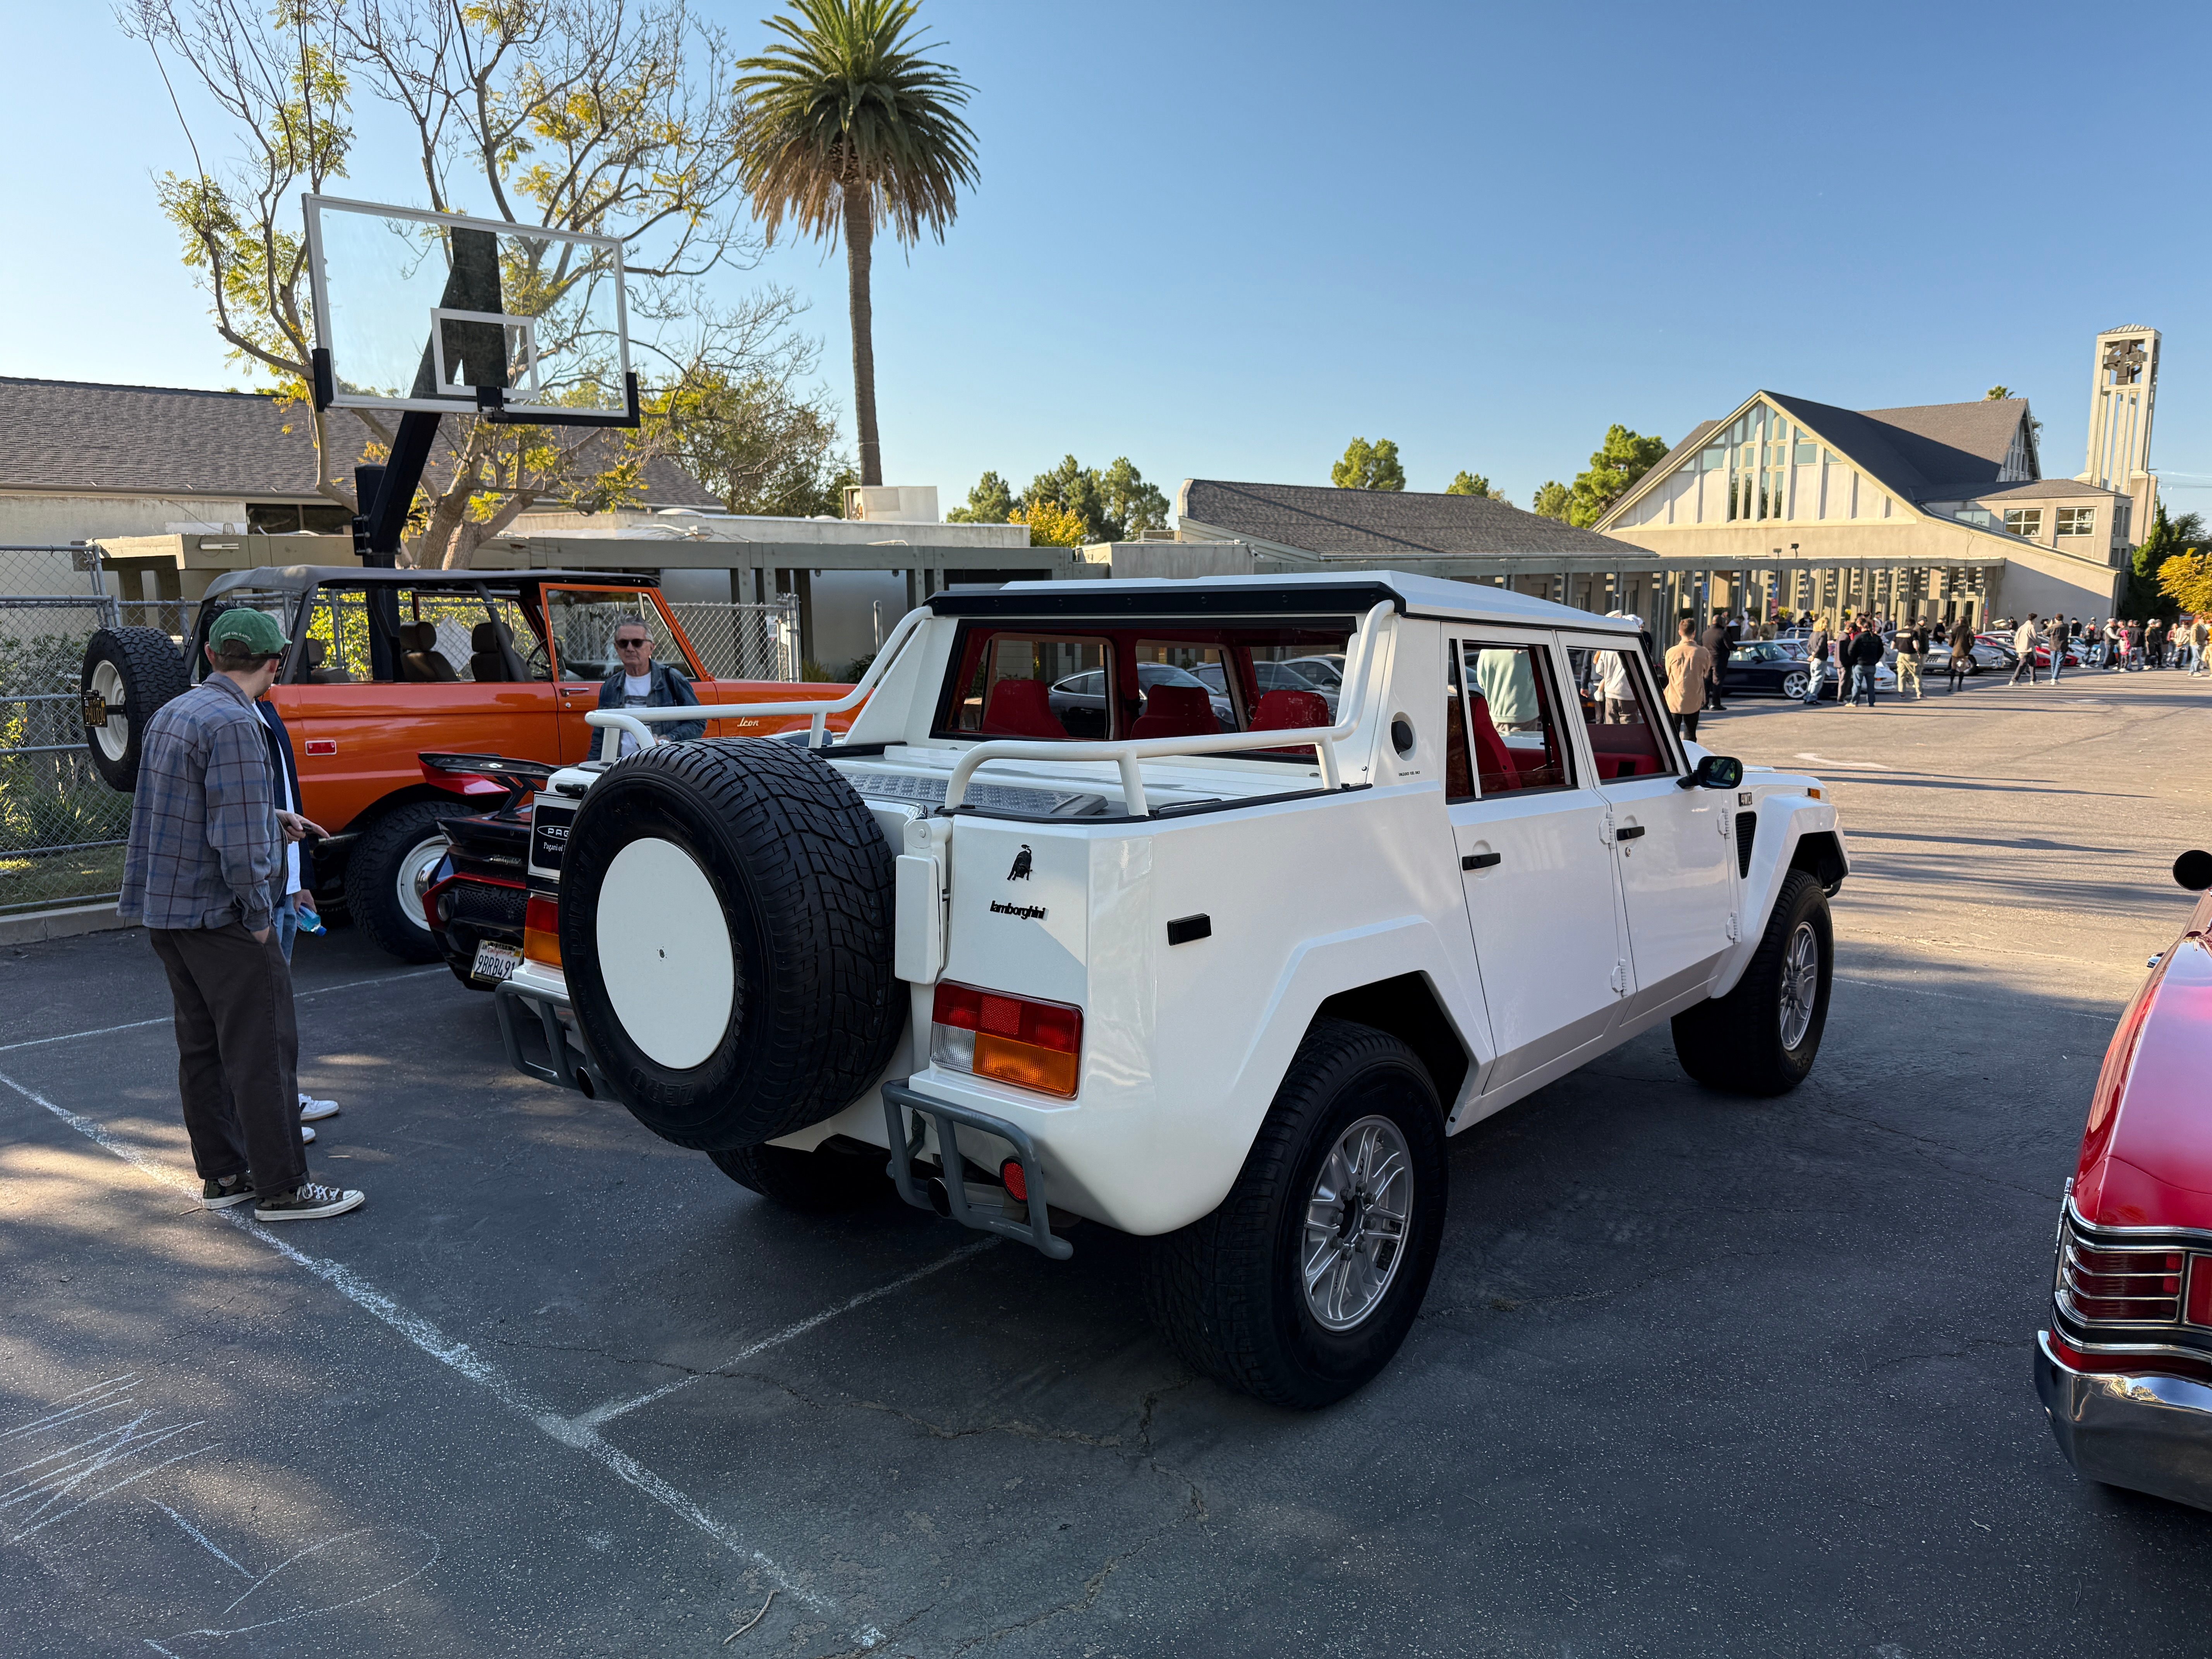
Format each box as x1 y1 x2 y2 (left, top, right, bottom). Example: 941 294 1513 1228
735 0 978 488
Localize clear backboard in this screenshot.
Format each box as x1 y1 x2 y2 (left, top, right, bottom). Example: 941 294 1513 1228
303 194 635 426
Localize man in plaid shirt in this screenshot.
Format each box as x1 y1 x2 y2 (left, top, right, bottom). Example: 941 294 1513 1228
120 607 365 1222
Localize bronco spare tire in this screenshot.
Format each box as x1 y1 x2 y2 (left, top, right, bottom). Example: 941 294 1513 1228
81 627 191 792
558 739 902 1150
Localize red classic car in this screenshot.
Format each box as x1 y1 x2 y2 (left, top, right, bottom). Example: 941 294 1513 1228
2037 847 2212 1509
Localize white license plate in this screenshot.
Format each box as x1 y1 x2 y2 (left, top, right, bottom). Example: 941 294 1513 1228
472 941 523 982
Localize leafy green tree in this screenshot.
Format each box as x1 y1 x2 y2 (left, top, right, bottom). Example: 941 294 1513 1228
654 370 854 517
1097 457 1171 539
1446 470 1500 499
735 0 979 488
129 0 788 566
2123 503 2203 619
1531 480 1571 520
2157 548 2212 616
944 469 1015 524
1565 424 1670 527
1984 386 2011 400
1332 437 1405 491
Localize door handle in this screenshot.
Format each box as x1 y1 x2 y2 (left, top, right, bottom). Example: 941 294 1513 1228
1616 825 1646 841
1461 852 1502 871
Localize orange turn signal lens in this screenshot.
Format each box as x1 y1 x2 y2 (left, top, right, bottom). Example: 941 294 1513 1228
523 893 562 967
930 981 1082 1097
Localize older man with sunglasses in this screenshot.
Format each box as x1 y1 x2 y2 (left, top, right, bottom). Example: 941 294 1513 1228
595 617 704 757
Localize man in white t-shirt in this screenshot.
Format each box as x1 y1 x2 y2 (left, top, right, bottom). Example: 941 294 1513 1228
596 619 703 756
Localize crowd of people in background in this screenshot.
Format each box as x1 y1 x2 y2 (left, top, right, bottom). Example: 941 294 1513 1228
1645 603 2211 734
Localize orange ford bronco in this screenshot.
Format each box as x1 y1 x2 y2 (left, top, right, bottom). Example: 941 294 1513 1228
81 565 851 961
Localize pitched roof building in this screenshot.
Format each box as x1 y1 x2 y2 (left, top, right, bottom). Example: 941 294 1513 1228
1594 335 2154 626
0 376 717 546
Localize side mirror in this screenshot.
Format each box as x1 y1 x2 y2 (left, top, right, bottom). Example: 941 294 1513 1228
1680 755 1744 791
2177 850 2212 893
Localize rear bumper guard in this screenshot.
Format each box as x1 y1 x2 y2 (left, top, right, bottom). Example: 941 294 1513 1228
494 979 604 1098
881 1079 1073 1261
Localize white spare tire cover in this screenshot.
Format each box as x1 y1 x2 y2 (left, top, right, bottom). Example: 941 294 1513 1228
596 837 735 1072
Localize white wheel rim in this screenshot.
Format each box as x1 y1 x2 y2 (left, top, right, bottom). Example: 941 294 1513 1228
90 660 128 761
1780 921 1820 1049
1302 1115 1414 1331
596 836 736 1071
395 834 451 932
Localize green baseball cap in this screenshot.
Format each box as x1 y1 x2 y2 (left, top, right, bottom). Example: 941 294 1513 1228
208 607 290 658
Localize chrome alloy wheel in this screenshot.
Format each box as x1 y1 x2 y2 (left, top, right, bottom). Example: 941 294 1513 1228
1302 1115 1414 1331
397 834 452 933
1779 919 1820 1049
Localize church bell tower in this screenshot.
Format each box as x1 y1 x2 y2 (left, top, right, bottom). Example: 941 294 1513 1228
2081 325 2158 548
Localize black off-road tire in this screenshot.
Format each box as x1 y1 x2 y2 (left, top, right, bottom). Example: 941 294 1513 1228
558 739 900 1151
709 1140 895 1212
81 627 190 792
1671 869 1832 1096
343 800 457 963
1140 1017 1449 1409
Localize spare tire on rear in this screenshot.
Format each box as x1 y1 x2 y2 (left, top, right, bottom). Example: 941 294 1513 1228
558 738 902 1150
81 627 191 792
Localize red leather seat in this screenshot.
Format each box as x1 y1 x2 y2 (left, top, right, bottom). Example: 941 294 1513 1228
1251 689 1331 731
1467 692 1522 793
1131 684 1217 739
981 677 1067 738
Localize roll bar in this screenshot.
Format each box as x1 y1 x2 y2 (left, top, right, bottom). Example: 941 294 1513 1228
944 601 1395 817
586 602 931 755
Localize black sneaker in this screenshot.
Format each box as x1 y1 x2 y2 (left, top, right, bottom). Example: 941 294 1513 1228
254 1182 365 1222
200 1171 256 1210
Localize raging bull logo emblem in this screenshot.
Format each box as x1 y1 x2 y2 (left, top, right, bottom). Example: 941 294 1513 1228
1008 844 1033 881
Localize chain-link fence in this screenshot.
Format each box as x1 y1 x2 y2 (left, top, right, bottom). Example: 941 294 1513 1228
0 546 143 918
668 599 800 682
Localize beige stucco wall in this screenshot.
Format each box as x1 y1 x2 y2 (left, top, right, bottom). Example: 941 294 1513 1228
0 491 259 548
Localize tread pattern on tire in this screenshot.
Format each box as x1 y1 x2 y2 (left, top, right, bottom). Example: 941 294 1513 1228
1140 1017 1445 1408
1671 868 1829 1096
343 800 457 963
561 738 901 1151
81 627 189 793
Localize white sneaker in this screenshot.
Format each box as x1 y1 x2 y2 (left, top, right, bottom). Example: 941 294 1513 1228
299 1093 340 1122
301 1124 316 1144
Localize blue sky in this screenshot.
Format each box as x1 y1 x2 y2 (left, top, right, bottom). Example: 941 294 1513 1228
6 0 2209 514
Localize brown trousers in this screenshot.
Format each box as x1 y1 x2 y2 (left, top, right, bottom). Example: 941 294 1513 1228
148 921 305 1196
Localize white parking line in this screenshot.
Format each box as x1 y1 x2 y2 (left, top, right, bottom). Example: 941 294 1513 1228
0 1068 883 1650
0 968 447 1056
574 1236 1001 1430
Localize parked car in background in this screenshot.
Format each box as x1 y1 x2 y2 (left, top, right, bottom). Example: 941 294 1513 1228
416 753 553 991
1048 662 1233 738
2037 848 2212 1513
80 567 852 963
1923 637 2012 676
1717 641 1895 700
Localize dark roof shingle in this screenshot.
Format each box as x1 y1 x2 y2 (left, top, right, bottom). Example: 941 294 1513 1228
0 376 716 508
1179 478 1648 559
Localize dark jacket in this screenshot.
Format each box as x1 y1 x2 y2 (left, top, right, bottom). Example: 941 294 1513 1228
1948 621 1975 656
597 660 704 745
256 699 314 895
1845 630 1886 668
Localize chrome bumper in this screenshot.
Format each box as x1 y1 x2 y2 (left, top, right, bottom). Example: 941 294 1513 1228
2036 1330 2212 1513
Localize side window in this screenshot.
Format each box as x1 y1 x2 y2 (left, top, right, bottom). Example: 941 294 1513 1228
488 595 550 680
197 593 297 683
294 589 372 684
545 590 690 684
1444 639 1475 803
1462 641 1574 794
1580 640 1675 783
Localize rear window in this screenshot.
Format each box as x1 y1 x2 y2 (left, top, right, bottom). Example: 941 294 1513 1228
934 620 1354 752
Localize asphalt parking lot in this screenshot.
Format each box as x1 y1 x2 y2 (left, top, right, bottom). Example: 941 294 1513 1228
5 667 2212 1657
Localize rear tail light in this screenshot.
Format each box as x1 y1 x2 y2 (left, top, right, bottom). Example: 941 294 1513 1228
523 893 562 967
2189 1257 2212 1329
930 981 1082 1097
2063 1241 2184 1322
